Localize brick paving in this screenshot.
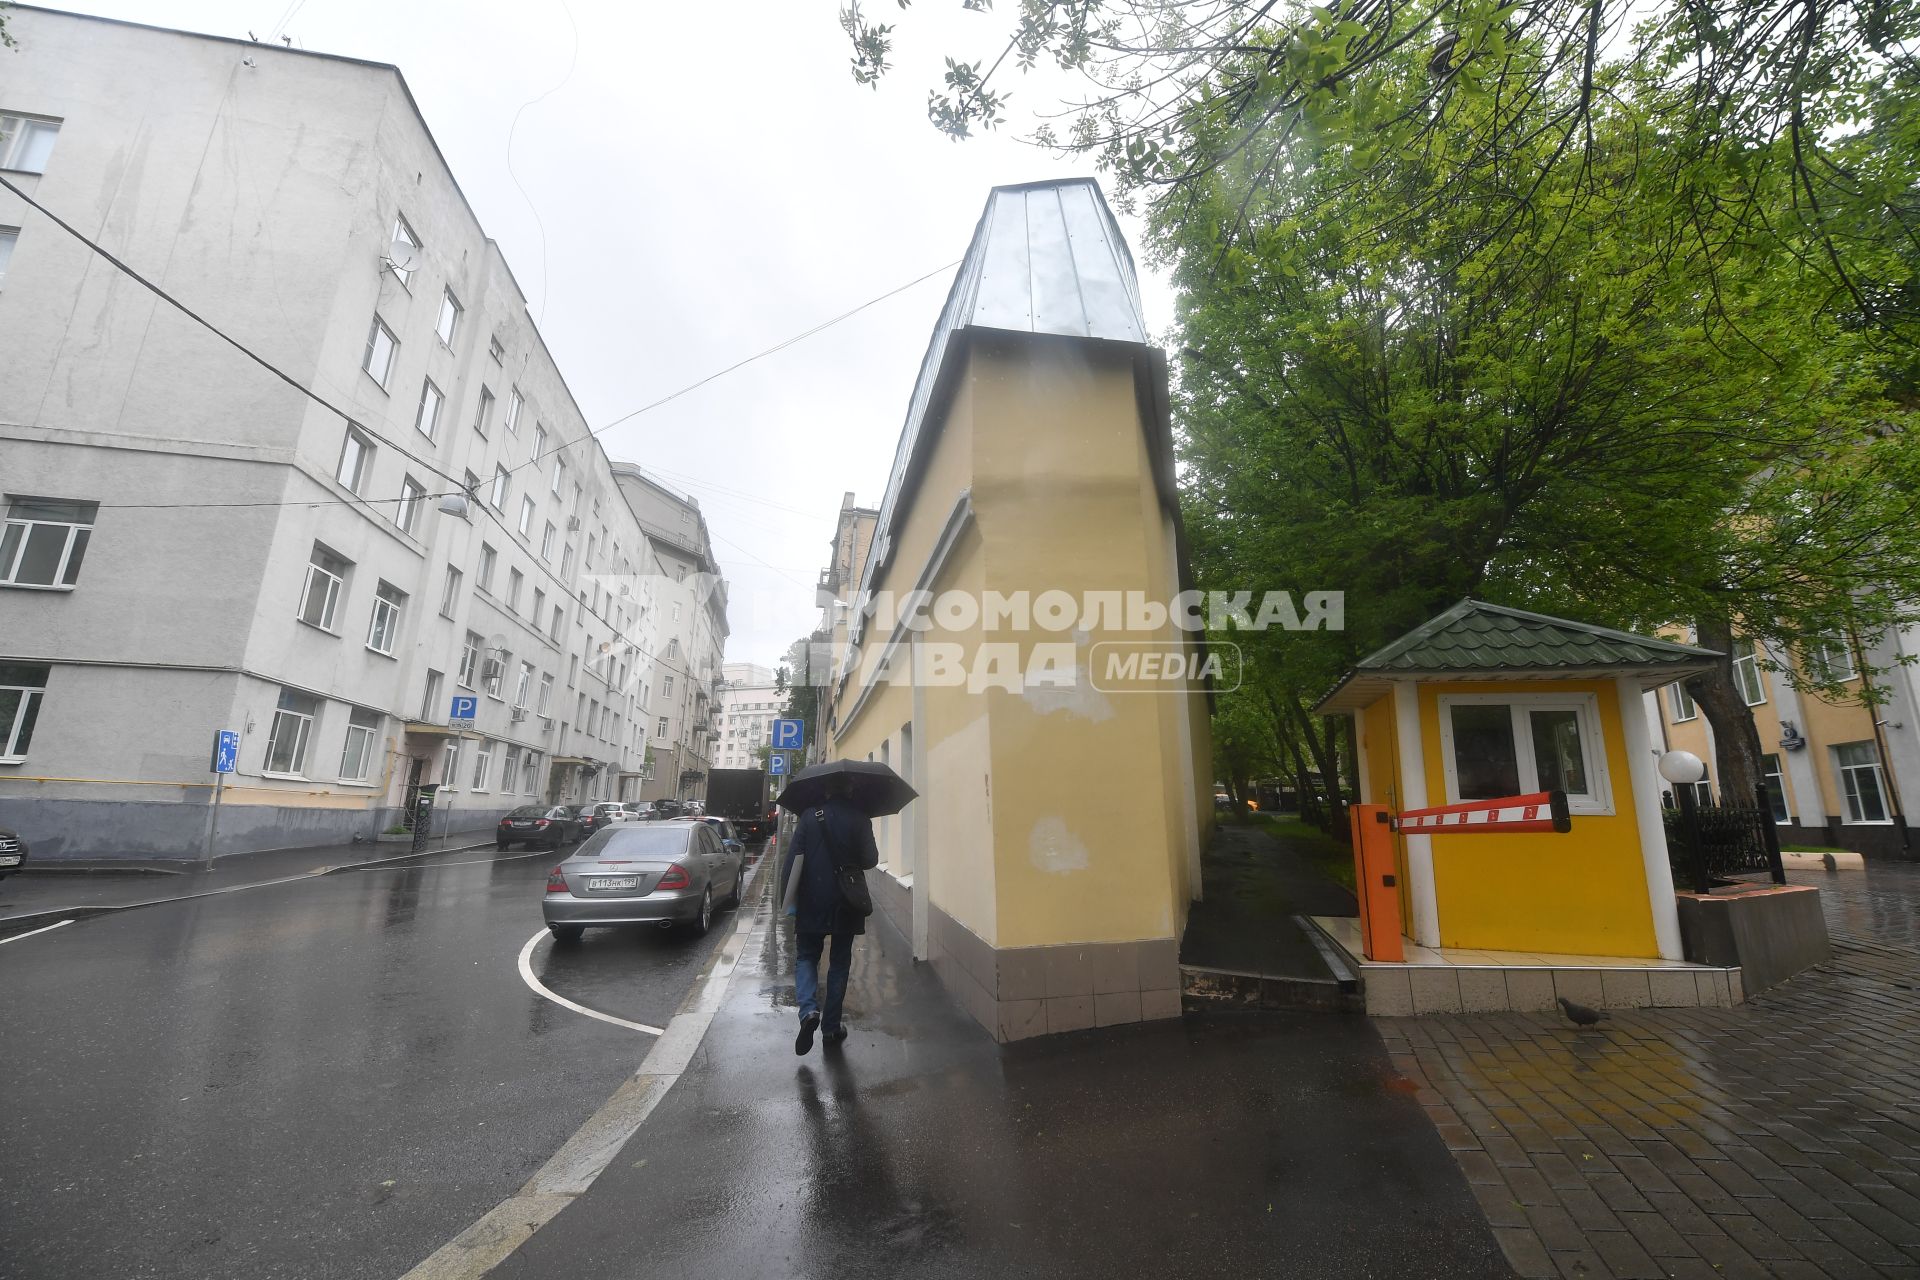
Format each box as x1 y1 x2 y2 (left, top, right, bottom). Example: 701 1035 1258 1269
1383 861 1920 1279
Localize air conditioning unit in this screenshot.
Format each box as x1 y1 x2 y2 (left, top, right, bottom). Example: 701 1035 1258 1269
566 516 581 531
481 658 504 684
510 707 527 722
540 715 556 731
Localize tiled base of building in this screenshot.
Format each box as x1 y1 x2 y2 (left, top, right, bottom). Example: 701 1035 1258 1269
867 868 1182 1042
1307 916 1746 1016
0 797 513 862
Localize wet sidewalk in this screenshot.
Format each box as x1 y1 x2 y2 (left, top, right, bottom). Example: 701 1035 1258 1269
0 834 493 934
492 882 1509 1280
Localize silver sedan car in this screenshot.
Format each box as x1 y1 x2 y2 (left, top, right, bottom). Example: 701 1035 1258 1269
542 819 745 942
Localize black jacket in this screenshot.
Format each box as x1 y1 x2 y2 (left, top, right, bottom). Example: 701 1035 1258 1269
783 799 880 936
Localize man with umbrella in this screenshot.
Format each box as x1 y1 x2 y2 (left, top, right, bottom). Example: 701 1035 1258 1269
777 760 915 1055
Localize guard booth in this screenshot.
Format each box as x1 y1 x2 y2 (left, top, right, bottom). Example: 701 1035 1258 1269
1308 600 1750 1014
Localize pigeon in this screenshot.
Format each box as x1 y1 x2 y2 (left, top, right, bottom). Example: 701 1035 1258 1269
1557 996 1606 1028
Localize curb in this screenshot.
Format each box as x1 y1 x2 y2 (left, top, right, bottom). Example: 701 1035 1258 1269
0 840 495 935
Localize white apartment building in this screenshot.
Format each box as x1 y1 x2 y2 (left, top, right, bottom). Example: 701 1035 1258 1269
715 663 780 770
610 465 728 802
0 9 682 859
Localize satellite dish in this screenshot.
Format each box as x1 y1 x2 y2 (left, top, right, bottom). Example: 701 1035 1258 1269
384 239 421 274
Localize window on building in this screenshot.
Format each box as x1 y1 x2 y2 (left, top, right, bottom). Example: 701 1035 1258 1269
1760 753 1791 823
0 226 17 289
502 745 521 792
1732 647 1766 705
521 750 540 793
335 429 373 494
541 522 557 563
484 647 506 699
0 662 47 760
538 672 554 715
414 379 444 441
459 631 482 689
532 587 546 630
507 568 524 612
667 639 679 660
388 215 419 287
265 688 320 776
1440 694 1610 813
439 736 461 790
568 655 579 688
505 388 523 434
436 288 461 347
663 675 674 698
367 581 405 655
1836 742 1889 823
473 386 495 438
1668 682 1698 722
339 707 382 782
298 544 348 631
2 496 96 588
588 699 600 737
672 602 681 622
488 466 511 513
551 456 566 496
1807 636 1858 684
396 476 425 534
533 425 547 463
477 543 497 592
550 604 564 641
585 534 597 571
419 669 443 723
560 544 575 579
472 739 493 791
519 495 536 537
363 316 397 388
488 334 504 364
1 114 61 173
460 470 480 521
657 717 669 740
439 565 462 618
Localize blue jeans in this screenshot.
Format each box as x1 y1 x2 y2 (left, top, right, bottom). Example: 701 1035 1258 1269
795 931 855 1032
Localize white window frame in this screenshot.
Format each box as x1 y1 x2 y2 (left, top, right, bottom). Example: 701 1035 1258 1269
541 522 557 563
339 709 382 783
264 692 318 778
419 669 443 723
1733 650 1766 706
488 335 505 365
491 466 511 512
1760 752 1792 824
439 737 461 791
477 543 497 593
367 582 404 656
550 605 564 642
0 114 61 174
505 388 524 434
538 673 555 715
415 378 444 441
298 546 347 632
515 661 534 709
1436 691 1614 816
471 739 493 791
459 631 482 689
436 288 462 347
336 428 373 494
533 425 548 463
440 565 462 618
551 456 565 496
363 315 398 388
521 751 540 793
2 496 96 589
396 475 426 534
657 716 670 740
389 215 419 289
519 495 536 537
1667 682 1698 722
507 568 524 613
1835 741 1890 824
0 226 18 290
473 386 495 438
1808 637 1858 684
0 664 48 761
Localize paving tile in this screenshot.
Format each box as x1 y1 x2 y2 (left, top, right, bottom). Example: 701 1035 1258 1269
1492 1226 1557 1279
1588 1171 1656 1214
1710 1214 1804 1261
1471 1181 1530 1229
1607 1154 1680 1196
1549 1248 1606 1279
1695 1159 1770 1199
1614 1210 1697 1259
1588 1227 1666 1279
1523 1203 1588 1253
1504 1166 1560 1207
1555 1186 1624 1234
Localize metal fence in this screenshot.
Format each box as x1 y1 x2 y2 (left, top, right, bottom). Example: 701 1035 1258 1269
1662 784 1786 891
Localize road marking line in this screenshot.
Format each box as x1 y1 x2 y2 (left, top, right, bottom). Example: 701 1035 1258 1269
356 850 549 870
515 930 666 1036
400 861 768 1280
0 918 73 945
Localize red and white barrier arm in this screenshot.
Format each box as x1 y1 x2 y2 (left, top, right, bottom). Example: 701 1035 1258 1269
1397 790 1571 835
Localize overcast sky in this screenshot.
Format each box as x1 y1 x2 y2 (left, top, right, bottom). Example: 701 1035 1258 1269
46 0 1174 669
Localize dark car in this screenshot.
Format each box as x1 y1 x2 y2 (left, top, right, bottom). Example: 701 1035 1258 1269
496 805 580 851
0 827 27 879
566 803 627 840
543 819 746 941
698 816 747 856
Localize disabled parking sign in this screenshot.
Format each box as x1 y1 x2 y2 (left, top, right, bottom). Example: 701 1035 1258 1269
771 718 804 750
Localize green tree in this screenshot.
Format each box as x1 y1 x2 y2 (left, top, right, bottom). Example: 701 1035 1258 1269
1164 23 1920 809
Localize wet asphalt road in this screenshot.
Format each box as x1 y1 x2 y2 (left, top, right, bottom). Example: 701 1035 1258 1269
0 843 743 1280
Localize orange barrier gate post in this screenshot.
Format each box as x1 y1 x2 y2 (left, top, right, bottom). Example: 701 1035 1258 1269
1348 803 1404 963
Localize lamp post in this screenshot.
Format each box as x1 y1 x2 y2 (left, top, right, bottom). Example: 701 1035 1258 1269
1659 750 1710 894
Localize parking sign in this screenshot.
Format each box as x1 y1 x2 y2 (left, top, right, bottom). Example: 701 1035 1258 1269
769 753 788 776
771 718 804 750
449 694 477 729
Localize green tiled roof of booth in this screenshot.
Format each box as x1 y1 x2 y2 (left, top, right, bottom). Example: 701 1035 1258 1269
1312 600 1720 712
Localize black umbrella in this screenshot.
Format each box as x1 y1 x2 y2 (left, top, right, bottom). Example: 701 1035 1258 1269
775 759 917 816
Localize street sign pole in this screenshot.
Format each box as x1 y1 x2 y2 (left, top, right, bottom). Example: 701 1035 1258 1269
202 729 238 870
201 771 225 869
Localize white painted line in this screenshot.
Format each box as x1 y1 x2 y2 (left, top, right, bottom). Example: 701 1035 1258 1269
400 864 767 1280
515 930 666 1036
0 918 74 945
356 850 549 870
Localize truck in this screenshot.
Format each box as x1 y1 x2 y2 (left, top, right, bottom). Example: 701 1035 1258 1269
705 768 776 843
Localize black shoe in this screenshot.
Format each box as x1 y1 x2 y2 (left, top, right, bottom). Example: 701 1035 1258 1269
824 1027 849 1045
795 1012 820 1056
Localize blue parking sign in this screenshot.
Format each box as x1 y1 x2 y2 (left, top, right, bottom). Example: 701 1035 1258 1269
211 730 239 774
768 753 788 776
449 694 478 727
771 718 804 750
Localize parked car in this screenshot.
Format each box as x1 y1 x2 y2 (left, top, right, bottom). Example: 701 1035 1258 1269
563 804 621 841
543 819 746 941
646 799 686 820
0 827 27 879
496 805 581 851
698 816 746 855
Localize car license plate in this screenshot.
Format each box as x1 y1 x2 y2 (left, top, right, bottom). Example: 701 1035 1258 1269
588 876 639 891
0 855 19 866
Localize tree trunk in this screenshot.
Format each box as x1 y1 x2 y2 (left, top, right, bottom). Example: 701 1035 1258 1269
1688 613 1768 808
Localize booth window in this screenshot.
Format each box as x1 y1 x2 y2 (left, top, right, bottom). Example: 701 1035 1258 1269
1438 693 1612 814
